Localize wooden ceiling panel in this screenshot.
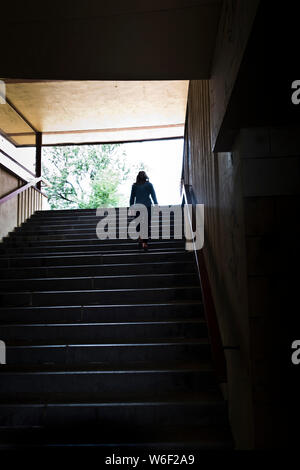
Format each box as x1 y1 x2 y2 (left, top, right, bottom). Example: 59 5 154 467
0 104 33 135
1 80 188 146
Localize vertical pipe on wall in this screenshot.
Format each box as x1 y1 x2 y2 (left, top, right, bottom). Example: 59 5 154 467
36 132 42 190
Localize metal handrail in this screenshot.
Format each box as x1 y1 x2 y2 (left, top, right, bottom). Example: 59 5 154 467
181 183 227 383
0 176 49 205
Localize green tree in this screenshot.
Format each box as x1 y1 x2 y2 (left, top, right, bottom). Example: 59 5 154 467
42 144 131 209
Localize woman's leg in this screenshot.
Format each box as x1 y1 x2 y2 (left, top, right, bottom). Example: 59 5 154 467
136 207 150 248
142 206 151 250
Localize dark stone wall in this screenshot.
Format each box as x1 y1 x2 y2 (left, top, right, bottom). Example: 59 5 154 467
184 78 300 447
238 125 300 448
184 80 254 449
185 0 300 448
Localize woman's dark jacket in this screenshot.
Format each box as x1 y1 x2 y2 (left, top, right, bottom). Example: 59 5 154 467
129 181 158 207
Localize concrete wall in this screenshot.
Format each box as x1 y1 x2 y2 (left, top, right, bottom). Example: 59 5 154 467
0 166 19 240
182 0 300 449
0 166 46 241
184 77 300 448
237 125 300 448
184 80 254 449
210 0 260 150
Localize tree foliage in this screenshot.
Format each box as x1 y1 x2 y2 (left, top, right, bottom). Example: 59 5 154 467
42 144 132 209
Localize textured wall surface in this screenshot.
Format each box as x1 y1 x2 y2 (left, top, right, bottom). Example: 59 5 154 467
210 0 260 150
238 125 300 447
184 80 254 449
0 167 19 240
184 77 300 447
0 166 46 241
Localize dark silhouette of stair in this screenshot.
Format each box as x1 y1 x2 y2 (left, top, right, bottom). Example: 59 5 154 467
0 207 233 450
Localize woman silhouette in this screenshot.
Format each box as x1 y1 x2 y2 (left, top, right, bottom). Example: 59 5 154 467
129 171 158 251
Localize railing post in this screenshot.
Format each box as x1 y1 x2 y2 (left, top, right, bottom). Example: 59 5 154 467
36 132 42 190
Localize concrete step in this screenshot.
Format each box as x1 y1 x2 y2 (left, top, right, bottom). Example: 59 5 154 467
0 286 201 307
13 223 184 236
0 319 207 344
26 209 183 223
0 250 194 268
0 363 217 399
0 249 187 261
0 302 203 324
0 261 196 280
0 424 233 449
17 221 183 231
31 210 179 218
0 273 198 292
0 395 227 429
0 207 232 450
24 217 180 227
7 231 184 241
0 241 184 255
33 206 180 217
4 340 210 365
3 238 184 248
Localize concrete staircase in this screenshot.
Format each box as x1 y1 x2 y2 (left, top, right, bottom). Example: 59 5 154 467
0 208 232 449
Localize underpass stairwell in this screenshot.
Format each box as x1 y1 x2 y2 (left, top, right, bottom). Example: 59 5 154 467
0 207 232 449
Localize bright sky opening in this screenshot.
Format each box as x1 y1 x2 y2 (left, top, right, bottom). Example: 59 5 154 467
120 138 183 206
14 138 184 208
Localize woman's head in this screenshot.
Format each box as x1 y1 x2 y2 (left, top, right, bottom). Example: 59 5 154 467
136 171 149 184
